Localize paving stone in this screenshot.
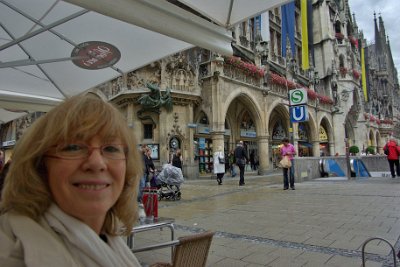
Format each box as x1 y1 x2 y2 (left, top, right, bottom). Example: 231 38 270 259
133 174 400 266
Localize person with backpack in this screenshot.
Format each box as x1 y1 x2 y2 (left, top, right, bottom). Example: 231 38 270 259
234 141 248 186
383 138 400 178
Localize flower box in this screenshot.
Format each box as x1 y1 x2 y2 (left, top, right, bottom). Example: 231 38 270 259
306 88 317 100
339 67 347 76
352 69 360 79
269 73 295 88
317 95 334 105
225 56 265 78
335 32 344 40
349 36 358 47
380 119 393 125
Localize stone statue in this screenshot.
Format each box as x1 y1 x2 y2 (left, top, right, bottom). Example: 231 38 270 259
137 83 173 124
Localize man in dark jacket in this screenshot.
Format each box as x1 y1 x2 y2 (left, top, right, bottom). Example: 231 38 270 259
234 141 248 186
383 138 400 178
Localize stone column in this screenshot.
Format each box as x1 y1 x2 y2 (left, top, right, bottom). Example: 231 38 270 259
257 135 270 174
312 140 320 157
211 131 225 153
159 108 169 165
185 103 199 179
329 141 335 156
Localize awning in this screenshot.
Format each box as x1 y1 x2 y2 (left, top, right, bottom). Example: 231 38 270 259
298 142 313 148
0 0 292 119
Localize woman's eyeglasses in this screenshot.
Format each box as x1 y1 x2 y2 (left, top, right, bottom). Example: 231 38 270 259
46 143 127 160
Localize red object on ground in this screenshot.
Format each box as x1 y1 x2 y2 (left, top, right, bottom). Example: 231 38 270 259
142 187 158 218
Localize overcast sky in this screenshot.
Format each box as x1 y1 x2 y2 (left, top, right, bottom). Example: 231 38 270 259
348 0 400 80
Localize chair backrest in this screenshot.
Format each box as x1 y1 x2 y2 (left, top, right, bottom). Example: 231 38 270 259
172 231 215 267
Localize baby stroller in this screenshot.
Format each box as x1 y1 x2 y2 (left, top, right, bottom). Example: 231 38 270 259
151 164 184 201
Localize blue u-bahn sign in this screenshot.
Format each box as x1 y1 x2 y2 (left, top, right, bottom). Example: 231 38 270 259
290 105 308 123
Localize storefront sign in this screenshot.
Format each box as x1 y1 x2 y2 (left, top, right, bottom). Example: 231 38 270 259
319 126 328 141
2 140 16 147
197 125 210 134
187 123 197 128
240 130 256 138
199 138 206 149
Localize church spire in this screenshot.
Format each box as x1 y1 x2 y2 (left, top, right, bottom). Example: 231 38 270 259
374 12 381 52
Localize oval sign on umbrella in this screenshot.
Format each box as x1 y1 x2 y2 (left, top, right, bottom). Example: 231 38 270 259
71 41 121 70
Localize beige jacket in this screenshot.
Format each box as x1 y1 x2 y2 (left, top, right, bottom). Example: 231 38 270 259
0 204 141 267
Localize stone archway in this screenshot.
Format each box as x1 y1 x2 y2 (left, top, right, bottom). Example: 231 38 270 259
320 116 334 156
223 90 265 172
268 103 289 169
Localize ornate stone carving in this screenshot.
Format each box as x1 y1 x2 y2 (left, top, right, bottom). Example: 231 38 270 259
16 115 33 140
127 62 161 90
110 76 123 96
167 112 185 147
165 53 196 92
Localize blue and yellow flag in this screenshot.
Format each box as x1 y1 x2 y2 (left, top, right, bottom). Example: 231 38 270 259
281 1 296 58
361 47 368 101
301 0 309 69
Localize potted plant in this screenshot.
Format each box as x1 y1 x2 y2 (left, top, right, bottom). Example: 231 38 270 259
349 145 359 155
366 146 375 155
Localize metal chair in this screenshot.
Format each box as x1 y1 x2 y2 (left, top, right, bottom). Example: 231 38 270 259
361 237 397 267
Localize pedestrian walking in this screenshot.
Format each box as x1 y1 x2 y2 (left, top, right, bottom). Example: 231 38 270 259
228 150 237 177
144 147 155 184
138 144 148 203
213 146 225 185
234 141 248 186
280 138 296 190
383 138 400 178
171 149 183 170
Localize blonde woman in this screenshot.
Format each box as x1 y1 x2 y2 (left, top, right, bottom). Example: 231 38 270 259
0 94 142 266
213 146 225 185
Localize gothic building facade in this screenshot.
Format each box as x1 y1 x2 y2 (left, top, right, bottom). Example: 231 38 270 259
1 0 399 179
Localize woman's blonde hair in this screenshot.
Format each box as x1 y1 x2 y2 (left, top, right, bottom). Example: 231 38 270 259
0 93 142 236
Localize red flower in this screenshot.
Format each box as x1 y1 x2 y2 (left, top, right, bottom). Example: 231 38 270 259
225 56 265 78
349 36 358 47
352 69 360 79
380 119 393 125
335 32 344 40
317 94 334 104
307 88 317 100
268 73 298 89
339 67 347 75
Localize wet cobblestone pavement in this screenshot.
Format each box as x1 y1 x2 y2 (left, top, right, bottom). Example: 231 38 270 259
134 174 400 266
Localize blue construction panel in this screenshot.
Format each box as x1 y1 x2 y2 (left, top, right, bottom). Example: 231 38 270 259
351 159 371 177
324 159 345 177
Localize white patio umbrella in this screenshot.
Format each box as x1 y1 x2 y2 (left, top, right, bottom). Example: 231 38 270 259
0 0 291 118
